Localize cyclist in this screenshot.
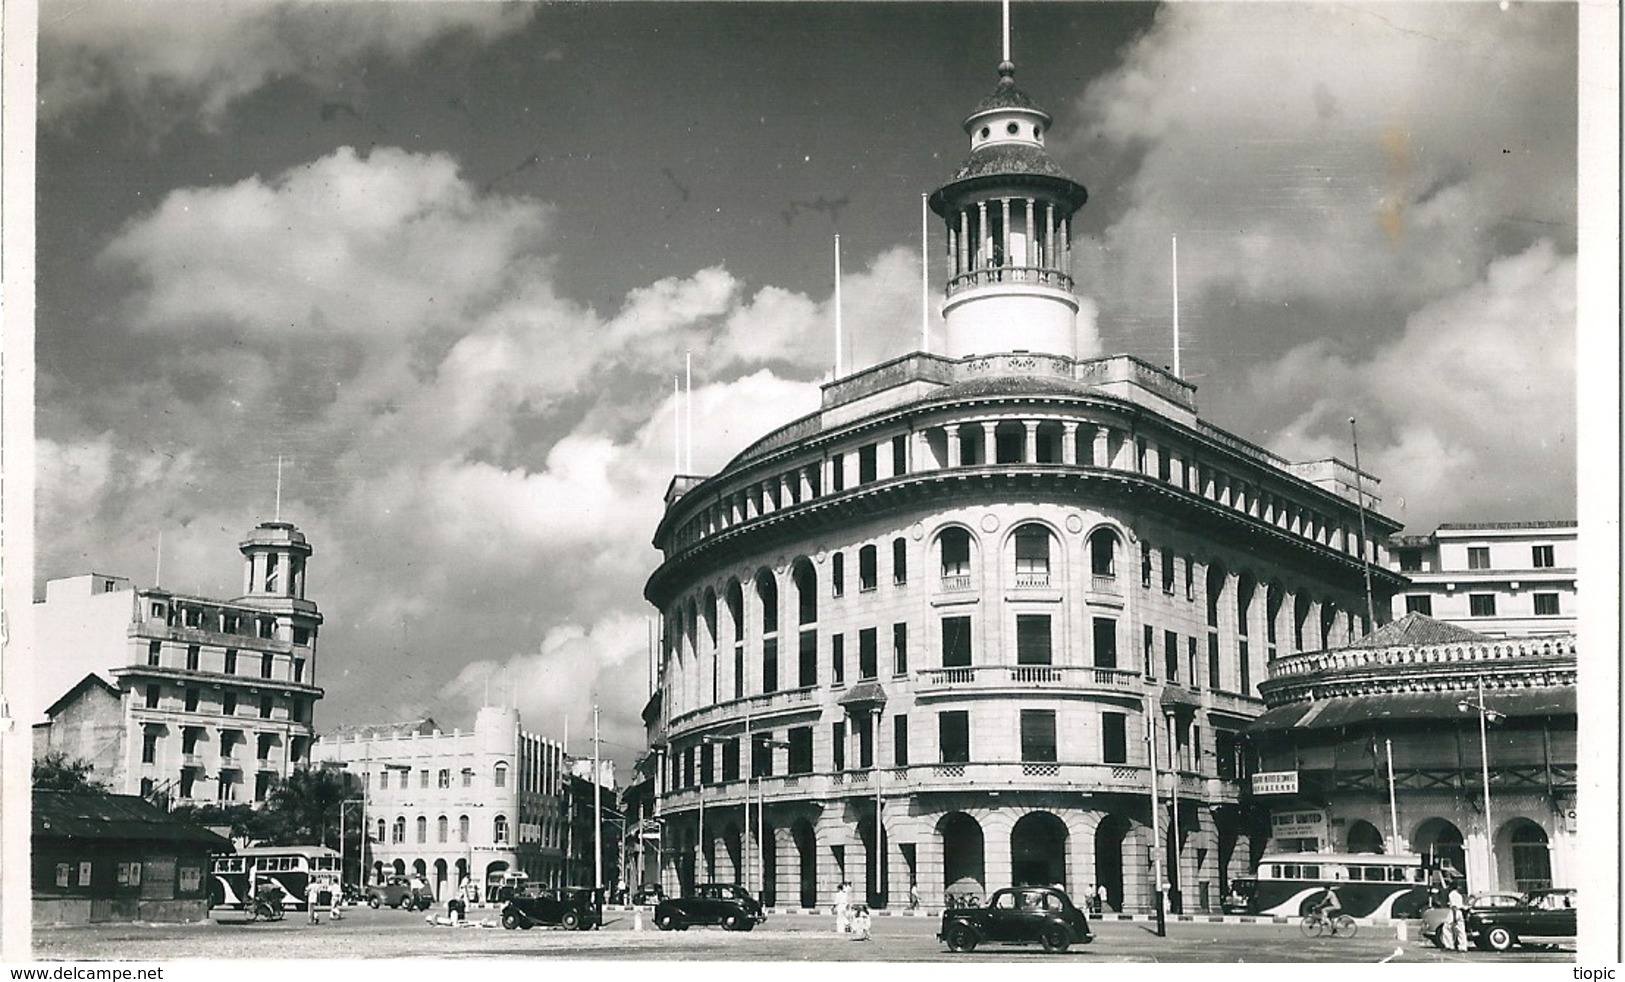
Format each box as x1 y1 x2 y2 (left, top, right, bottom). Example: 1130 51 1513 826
1314 885 1343 921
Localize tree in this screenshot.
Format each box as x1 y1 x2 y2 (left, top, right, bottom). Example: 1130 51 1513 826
32 751 109 792
264 763 357 846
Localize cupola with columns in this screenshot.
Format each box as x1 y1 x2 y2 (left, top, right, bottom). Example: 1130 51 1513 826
237 520 315 609
928 60 1089 360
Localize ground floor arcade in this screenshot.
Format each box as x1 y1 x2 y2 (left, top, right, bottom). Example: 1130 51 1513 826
650 791 1270 913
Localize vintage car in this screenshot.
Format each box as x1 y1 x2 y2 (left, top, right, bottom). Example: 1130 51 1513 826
1466 888 1576 951
653 883 766 931
499 886 603 931
938 886 1094 953
366 876 433 910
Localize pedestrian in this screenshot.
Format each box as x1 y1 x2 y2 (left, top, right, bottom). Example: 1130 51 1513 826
1446 879 1469 951
907 880 920 911
832 881 850 933
1096 883 1110 915
850 903 872 941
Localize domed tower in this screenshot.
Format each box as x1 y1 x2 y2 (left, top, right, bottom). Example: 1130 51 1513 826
238 521 313 604
928 60 1089 360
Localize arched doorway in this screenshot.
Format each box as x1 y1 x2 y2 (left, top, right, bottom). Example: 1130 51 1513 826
938 812 986 901
1094 814 1130 913
793 820 818 909
760 823 778 907
1413 818 1467 888
483 861 509 903
1506 820 1553 892
1011 812 1068 888
391 858 406 878
433 858 448 900
722 823 742 884
1346 820 1385 853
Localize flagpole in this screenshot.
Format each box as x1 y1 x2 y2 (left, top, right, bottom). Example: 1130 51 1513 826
834 234 843 378
921 193 930 353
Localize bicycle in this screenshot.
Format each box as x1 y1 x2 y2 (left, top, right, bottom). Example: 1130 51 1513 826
1299 909 1357 938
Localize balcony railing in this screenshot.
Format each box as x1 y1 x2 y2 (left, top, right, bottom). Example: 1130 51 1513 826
1013 572 1051 588
946 266 1074 296
1090 574 1120 595
659 761 1244 810
916 664 1141 693
939 574 974 593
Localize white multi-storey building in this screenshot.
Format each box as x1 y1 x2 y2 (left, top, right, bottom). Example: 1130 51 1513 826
33 522 324 805
641 54 1405 915
1388 522 1577 636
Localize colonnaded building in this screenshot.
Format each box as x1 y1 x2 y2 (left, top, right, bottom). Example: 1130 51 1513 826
640 56 1405 913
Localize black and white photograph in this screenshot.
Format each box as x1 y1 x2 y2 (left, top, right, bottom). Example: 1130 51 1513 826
2 0 1617 970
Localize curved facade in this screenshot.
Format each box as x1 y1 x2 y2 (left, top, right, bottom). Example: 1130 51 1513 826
1250 618 1577 897
642 61 1405 914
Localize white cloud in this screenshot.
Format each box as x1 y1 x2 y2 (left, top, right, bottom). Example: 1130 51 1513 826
39 1 532 130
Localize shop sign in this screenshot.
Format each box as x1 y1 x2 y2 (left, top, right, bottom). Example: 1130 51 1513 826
1251 770 1299 795
1270 809 1327 840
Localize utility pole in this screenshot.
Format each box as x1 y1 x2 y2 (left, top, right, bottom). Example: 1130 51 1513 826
1147 713 1166 937
594 704 604 895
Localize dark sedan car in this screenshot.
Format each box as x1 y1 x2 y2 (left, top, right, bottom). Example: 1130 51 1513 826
1466 888 1576 951
939 886 1094 953
500 887 603 931
654 883 765 931
366 876 432 910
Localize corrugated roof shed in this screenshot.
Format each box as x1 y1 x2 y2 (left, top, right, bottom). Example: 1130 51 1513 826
33 790 234 849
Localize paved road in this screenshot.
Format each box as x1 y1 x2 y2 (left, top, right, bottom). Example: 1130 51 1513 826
30 906 1576 964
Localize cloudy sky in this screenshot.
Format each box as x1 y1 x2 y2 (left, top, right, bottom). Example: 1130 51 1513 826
28 1 1582 773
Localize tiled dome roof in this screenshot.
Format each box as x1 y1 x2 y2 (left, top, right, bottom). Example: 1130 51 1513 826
945 142 1080 185
967 61 1050 120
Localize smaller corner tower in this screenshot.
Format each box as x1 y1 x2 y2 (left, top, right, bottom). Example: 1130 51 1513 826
238 521 313 606
928 60 1089 360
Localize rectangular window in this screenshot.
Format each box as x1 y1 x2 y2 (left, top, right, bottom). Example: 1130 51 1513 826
734 645 745 699
831 633 845 685
1162 548 1176 593
186 645 200 671
1141 544 1153 588
1239 639 1250 694
1016 615 1052 665
762 636 779 692
1164 631 1179 682
941 616 972 668
832 553 845 597
1208 633 1221 691
222 692 237 716
1532 544 1555 568
145 684 161 709
182 727 199 755
893 623 909 675
938 711 970 764
292 626 311 646
1092 618 1117 668
941 533 970 577
148 641 162 666
858 444 877 484
142 730 157 764
700 743 715 785
893 538 908 585
1143 625 1155 679
259 695 273 719
261 653 273 679
224 649 237 674
1020 709 1058 762
857 714 874 769
683 747 695 788
257 734 274 761
722 737 740 781
832 453 845 492
1534 593 1561 616
858 627 878 680
787 727 813 775
1405 595 1434 615
184 688 199 712
1469 594 1497 617
798 630 818 687
1188 637 1200 688
892 434 907 476
833 722 846 771
859 546 878 591
1398 549 1422 572
1102 713 1128 764
1215 730 1239 780
293 658 305 683
893 715 909 767
1467 546 1491 570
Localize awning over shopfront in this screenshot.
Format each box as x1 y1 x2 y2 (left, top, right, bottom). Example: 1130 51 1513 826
1247 686 1576 733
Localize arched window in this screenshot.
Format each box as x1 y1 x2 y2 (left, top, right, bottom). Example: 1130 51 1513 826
494 814 510 845
392 816 406 844
459 815 470 844
416 816 427 843
1510 821 1553 892
1089 529 1117 578
1014 525 1051 585
1346 820 1385 853
494 762 508 788
437 815 449 843
756 572 778 635
940 528 971 578
793 560 818 625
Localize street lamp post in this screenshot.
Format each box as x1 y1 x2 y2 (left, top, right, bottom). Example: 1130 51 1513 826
698 736 723 885
1457 676 1504 889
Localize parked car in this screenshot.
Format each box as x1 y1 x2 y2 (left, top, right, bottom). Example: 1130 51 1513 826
1466 888 1576 951
366 876 433 910
939 886 1094 953
500 887 603 931
654 883 765 931
1420 892 1522 948
630 883 666 905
